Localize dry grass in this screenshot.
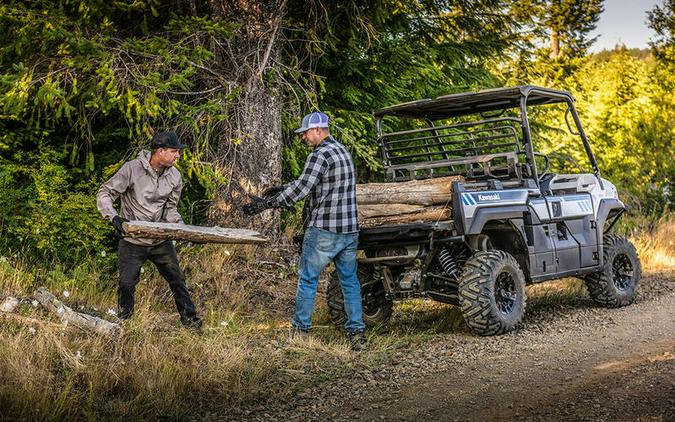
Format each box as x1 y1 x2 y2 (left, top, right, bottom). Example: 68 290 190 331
630 216 675 271
0 217 673 419
0 243 393 420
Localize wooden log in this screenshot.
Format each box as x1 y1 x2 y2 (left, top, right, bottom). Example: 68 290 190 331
359 203 428 219
0 296 19 313
359 206 451 228
122 221 268 244
356 175 463 206
34 288 121 337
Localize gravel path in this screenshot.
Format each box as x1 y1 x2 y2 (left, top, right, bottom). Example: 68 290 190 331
225 270 675 421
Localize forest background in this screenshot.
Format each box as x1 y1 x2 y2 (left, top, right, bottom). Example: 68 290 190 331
0 0 673 419
0 0 673 263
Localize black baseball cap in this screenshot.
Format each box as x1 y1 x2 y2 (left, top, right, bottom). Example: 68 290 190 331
151 131 185 149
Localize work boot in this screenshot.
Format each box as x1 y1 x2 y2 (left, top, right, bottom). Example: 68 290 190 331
289 326 310 340
348 331 367 352
181 315 203 335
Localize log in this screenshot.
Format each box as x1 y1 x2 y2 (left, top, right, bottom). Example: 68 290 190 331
356 175 463 206
359 203 429 219
34 288 121 337
359 206 451 228
0 296 19 313
122 221 268 244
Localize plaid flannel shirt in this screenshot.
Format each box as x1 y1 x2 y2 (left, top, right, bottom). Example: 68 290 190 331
271 137 358 233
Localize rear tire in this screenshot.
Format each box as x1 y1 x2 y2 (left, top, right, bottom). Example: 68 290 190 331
584 235 641 307
458 250 526 336
326 264 393 327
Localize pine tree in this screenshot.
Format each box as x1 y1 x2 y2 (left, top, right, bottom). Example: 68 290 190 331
507 0 603 84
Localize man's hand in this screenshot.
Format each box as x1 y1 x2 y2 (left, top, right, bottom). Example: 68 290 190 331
112 215 129 239
262 185 285 198
242 196 271 216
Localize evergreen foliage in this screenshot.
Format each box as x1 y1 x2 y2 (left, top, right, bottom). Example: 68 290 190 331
0 1 237 262
283 0 515 177
507 0 603 84
0 0 671 264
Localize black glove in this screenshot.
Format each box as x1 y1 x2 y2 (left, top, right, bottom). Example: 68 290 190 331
112 215 129 239
242 196 272 216
262 185 285 198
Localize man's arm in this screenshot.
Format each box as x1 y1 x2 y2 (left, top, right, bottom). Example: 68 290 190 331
270 152 328 208
96 163 132 221
163 177 184 224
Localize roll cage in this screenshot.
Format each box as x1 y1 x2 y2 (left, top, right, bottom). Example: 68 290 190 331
373 85 601 188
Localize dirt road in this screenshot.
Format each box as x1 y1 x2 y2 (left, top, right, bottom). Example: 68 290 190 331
234 271 675 421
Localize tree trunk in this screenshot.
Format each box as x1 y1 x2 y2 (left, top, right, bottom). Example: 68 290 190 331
204 0 285 233
550 28 560 59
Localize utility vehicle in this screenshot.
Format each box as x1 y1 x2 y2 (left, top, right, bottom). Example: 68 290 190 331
327 85 642 336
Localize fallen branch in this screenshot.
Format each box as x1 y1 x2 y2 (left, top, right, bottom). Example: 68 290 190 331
34 288 121 338
123 221 268 244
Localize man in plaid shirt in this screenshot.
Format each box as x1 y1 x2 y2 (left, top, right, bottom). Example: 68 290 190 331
243 111 366 351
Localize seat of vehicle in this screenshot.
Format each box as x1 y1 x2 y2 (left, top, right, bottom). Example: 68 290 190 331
547 173 597 194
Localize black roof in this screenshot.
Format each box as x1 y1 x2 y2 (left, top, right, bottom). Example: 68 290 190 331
373 85 575 120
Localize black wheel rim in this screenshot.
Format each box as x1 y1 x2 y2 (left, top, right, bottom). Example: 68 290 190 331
495 271 517 315
612 253 634 291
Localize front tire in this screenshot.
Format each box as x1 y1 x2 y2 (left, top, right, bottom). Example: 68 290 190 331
458 250 527 336
584 235 641 307
326 264 393 327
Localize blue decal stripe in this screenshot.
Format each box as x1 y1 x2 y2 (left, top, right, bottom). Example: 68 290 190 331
462 193 477 206
577 200 592 212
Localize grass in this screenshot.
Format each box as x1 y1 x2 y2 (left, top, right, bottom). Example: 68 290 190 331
630 214 675 271
0 243 420 420
1 216 673 420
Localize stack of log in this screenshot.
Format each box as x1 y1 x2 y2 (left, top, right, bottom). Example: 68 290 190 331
356 175 463 228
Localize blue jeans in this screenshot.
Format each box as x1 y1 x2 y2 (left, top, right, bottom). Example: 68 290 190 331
292 227 365 333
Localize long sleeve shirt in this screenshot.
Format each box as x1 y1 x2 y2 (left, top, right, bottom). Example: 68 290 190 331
270 137 358 233
96 150 183 245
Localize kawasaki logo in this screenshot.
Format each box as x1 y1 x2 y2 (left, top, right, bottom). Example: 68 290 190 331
478 193 500 201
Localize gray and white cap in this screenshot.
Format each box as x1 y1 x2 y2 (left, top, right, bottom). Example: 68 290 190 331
294 111 329 133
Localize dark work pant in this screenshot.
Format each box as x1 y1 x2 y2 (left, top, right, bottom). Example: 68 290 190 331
117 239 198 321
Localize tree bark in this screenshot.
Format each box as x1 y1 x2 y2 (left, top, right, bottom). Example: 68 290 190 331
206 0 285 233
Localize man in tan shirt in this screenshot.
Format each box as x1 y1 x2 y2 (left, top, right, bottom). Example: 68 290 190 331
97 131 202 332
